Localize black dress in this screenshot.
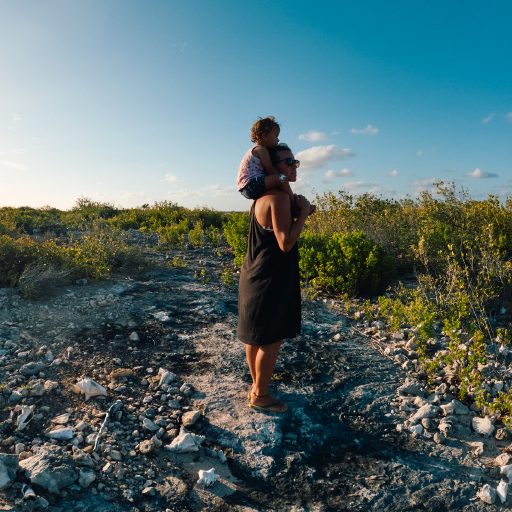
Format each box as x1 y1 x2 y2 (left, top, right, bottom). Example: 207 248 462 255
237 204 301 345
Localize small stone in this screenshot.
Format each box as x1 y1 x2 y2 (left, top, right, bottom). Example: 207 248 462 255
468 442 485 456
15 443 26 455
497 480 509 504
411 404 439 422
142 486 156 496
433 432 445 444
408 424 423 435
477 483 496 504
496 453 512 466
142 418 159 432
496 428 509 441
137 440 154 455
129 332 140 342
0 453 19 490
79 469 96 488
472 416 495 437
421 418 435 430
182 410 201 427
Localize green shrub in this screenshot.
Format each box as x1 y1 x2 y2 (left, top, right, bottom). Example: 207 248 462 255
223 212 249 266
188 221 205 248
157 219 190 247
299 230 396 296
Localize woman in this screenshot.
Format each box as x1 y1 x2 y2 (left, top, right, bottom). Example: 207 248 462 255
237 143 311 412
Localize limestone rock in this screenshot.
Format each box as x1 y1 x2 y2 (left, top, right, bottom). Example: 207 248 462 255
472 416 494 437
398 379 424 397
78 468 96 488
477 484 496 504
182 410 201 427
411 404 439 422
166 429 204 453
20 445 78 493
496 453 512 467
0 453 19 490
497 480 508 504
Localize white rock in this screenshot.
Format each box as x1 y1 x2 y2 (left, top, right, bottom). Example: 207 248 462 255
472 416 495 437
166 429 205 453
501 464 512 480
47 428 75 440
411 404 439 422
43 380 59 392
438 419 453 435
197 467 217 486
477 484 496 504
72 378 107 401
51 413 71 425
440 402 454 416
157 368 176 387
497 480 508 504
17 405 35 431
129 332 140 342
408 424 423 435
153 311 170 322
468 441 484 456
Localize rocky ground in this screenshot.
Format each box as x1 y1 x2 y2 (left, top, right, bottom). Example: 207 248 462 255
0 247 511 511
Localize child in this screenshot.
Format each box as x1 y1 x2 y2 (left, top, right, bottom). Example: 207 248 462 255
237 116 295 201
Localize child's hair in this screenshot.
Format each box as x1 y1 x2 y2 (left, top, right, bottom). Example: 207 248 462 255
251 116 280 144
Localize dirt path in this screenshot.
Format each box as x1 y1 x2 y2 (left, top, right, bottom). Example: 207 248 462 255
0 250 498 511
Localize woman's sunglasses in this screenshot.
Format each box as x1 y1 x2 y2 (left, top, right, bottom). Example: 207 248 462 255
278 158 300 168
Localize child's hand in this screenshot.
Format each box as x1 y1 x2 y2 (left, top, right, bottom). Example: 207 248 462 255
295 194 311 215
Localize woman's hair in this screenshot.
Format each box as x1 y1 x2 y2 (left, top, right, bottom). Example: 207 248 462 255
269 143 291 165
251 116 280 143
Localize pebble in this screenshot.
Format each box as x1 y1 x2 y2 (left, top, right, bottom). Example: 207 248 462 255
477 484 496 504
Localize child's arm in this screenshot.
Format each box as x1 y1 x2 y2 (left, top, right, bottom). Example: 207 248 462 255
252 145 295 200
252 145 278 175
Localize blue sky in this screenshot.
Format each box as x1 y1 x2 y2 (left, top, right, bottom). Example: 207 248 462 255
1 0 511 211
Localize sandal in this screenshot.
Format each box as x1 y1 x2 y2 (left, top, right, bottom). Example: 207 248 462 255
249 394 288 413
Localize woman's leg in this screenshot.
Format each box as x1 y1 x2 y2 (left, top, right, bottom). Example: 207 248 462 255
245 344 258 389
244 341 284 408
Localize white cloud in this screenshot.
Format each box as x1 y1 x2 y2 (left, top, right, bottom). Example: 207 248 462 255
350 124 379 136
466 168 498 179
1 160 27 171
169 184 235 205
299 130 327 142
342 181 381 193
416 150 423 157
12 113 23 124
389 169 399 177
295 145 354 170
482 113 495 124
324 169 353 182
506 112 512 122
412 178 439 195
164 173 182 184
292 175 313 195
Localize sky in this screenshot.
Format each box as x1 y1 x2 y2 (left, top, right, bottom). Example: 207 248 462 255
1 0 511 211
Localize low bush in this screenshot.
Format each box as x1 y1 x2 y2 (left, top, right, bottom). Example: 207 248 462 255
299 230 396 296
223 212 249 266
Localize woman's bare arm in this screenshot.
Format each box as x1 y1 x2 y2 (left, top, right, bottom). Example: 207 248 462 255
270 193 310 253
